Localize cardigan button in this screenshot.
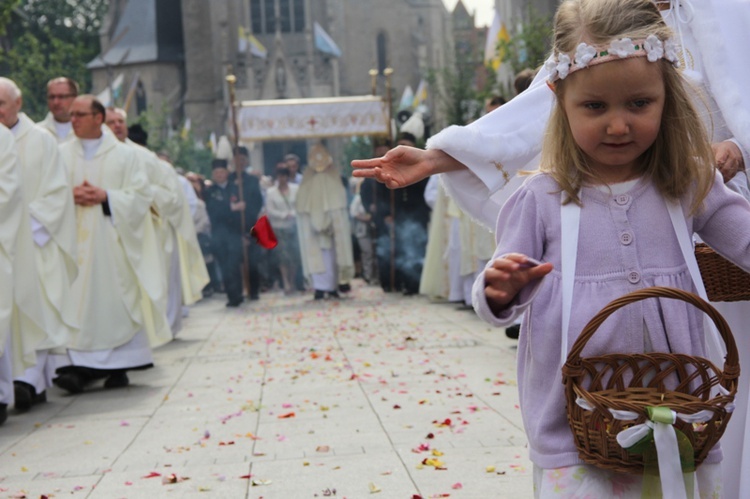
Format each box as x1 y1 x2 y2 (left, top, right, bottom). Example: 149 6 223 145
620 232 633 245
627 271 641 284
616 194 630 205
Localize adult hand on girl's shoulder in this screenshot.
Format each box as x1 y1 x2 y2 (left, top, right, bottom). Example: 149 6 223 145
484 253 553 316
713 141 745 183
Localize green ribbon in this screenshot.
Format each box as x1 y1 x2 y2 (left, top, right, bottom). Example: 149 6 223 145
625 406 696 498
648 406 675 425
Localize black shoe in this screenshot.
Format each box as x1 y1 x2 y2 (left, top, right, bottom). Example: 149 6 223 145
13 381 44 412
0 404 6 425
226 299 243 307
505 324 520 340
249 294 259 301
456 304 474 311
53 372 86 394
327 291 340 299
104 372 129 389
338 283 351 293
314 290 325 300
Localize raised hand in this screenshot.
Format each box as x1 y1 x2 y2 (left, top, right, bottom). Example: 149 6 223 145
484 253 553 315
351 146 462 189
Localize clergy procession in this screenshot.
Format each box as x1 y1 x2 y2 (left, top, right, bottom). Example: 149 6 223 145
4 0 750 496
0 76 210 422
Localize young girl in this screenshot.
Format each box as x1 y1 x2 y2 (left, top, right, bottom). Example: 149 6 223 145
474 0 750 497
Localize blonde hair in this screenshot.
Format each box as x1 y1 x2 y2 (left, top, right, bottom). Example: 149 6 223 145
540 0 714 214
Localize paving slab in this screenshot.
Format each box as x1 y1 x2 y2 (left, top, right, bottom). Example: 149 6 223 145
0 281 534 498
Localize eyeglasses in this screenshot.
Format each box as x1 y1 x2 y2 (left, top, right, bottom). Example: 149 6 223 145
70 112 95 119
47 94 75 101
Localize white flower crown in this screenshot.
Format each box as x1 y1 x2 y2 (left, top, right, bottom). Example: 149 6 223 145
545 34 680 82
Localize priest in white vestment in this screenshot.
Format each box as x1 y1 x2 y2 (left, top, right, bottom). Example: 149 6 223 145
296 144 354 300
105 108 176 338
53 95 161 393
0 127 51 423
37 77 78 144
0 79 79 411
106 109 208 336
129 126 207 312
419 175 452 301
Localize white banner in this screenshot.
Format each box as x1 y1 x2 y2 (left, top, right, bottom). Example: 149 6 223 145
237 96 389 141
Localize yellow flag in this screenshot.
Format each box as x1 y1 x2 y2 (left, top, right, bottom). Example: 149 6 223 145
412 79 428 108
484 10 510 71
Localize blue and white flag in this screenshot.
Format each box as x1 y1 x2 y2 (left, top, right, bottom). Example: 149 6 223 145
314 22 342 58
398 85 414 110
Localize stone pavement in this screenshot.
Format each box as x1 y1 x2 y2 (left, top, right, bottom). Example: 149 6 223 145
0 281 534 498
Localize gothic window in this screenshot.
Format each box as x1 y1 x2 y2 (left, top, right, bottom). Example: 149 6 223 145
292 0 304 32
250 0 262 33
280 0 291 32
249 0 305 34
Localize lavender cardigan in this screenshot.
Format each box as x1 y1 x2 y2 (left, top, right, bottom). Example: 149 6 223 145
472 172 750 469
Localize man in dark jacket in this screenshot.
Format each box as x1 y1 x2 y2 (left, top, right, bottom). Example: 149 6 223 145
205 156 263 306
231 147 264 300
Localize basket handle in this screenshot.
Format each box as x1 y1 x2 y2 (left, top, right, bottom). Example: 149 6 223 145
564 286 738 372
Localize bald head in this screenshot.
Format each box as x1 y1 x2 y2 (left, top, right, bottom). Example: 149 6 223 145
0 77 22 129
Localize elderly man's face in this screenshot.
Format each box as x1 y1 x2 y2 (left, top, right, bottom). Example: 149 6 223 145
47 81 76 122
0 85 21 129
105 109 128 141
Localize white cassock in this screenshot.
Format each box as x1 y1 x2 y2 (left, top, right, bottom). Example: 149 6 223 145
426 1 750 496
171 171 210 307
38 113 74 144
296 166 354 291
58 131 168 370
0 127 49 404
419 176 451 301
458 212 495 306
125 140 180 338
10 113 79 393
125 140 208 336
178 174 198 217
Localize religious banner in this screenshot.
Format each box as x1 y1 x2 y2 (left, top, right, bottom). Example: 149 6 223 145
237 96 389 141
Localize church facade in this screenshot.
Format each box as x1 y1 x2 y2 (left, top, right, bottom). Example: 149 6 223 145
90 0 455 171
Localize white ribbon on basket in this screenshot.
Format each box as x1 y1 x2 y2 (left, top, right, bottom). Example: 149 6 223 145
576 393 735 499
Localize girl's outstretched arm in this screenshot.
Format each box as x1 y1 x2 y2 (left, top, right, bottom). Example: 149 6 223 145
351 146 465 189
484 253 553 316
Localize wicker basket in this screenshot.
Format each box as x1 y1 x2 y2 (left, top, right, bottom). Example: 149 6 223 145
562 286 739 474
695 243 750 302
